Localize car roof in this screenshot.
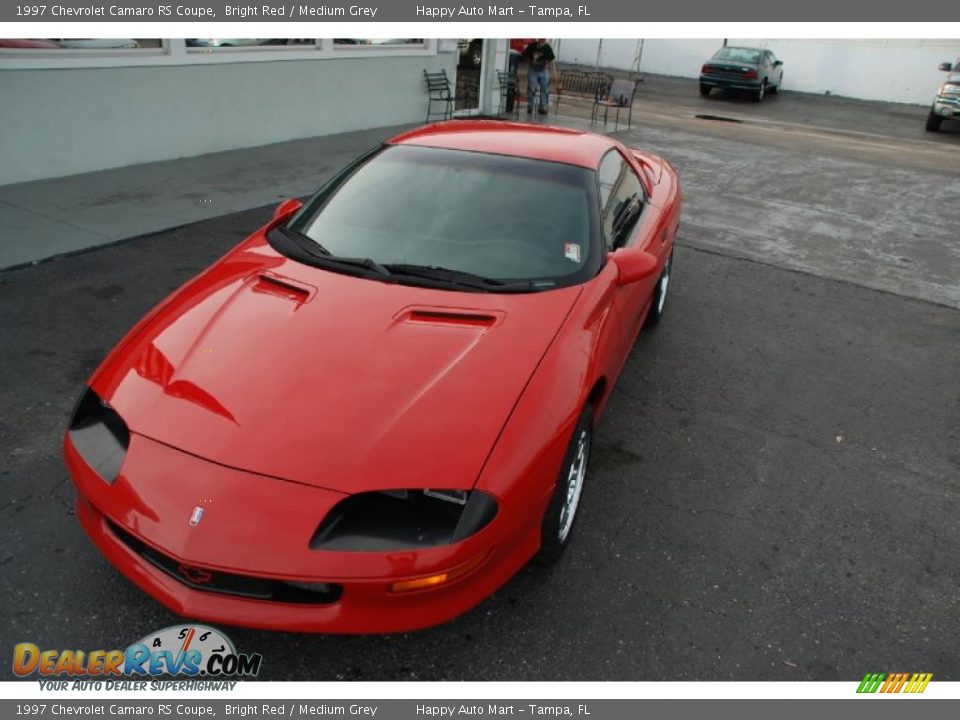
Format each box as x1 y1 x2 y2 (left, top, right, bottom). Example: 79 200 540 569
387 120 616 170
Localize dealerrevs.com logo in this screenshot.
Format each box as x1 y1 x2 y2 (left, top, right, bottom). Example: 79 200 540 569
13 624 262 687
857 673 933 694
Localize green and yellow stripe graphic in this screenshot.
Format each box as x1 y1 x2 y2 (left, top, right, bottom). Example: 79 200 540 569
857 672 932 694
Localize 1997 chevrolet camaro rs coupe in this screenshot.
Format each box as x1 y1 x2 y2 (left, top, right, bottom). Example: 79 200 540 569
64 121 681 633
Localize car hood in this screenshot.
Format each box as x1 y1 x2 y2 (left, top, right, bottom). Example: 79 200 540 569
93 237 582 494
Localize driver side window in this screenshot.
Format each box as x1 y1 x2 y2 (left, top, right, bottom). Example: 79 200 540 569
597 150 644 250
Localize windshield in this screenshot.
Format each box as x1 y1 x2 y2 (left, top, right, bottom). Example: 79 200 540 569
713 47 761 64
287 144 601 288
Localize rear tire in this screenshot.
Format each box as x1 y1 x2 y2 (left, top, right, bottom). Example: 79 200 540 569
644 250 674 328
926 109 943 132
755 81 766 102
699 84 711 97
539 404 594 563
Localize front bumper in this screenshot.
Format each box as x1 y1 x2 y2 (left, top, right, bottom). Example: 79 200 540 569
66 432 533 633
932 97 960 119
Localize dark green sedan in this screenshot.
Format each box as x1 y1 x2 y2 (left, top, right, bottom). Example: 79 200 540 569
700 46 784 102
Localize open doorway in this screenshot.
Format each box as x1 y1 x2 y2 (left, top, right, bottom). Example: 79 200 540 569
455 38 483 114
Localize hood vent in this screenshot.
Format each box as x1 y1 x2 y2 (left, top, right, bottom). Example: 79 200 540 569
249 274 312 304
406 309 499 328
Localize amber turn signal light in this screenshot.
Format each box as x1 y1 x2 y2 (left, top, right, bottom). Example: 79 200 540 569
389 552 489 593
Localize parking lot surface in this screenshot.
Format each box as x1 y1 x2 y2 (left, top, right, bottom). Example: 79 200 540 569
1 86 959 681
593 71 960 145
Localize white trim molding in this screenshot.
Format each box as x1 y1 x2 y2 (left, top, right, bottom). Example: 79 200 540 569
0 38 438 70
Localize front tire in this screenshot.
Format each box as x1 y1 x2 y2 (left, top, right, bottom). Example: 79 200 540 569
539 404 594 562
644 250 673 328
926 109 943 132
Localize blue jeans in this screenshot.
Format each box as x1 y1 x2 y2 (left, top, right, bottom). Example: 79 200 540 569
528 68 549 110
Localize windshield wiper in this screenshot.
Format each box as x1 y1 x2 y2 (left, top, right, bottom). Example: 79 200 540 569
333 256 392 279
267 226 392 279
383 264 542 293
274 225 331 256
268 229 541 292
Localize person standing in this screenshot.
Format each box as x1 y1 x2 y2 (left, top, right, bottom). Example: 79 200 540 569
523 39 556 115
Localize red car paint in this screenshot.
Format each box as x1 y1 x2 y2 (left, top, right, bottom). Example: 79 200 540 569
65 121 682 633
0 39 60 48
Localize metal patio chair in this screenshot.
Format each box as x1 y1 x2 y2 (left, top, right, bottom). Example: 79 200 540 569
591 78 638 130
497 70 520 118
423 69 454 123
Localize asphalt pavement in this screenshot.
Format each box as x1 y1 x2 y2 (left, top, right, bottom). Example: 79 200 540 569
2 219 958 681
590 70 960 145
1 83 959 681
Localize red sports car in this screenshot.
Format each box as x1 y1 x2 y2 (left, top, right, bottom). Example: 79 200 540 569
65 121 681 633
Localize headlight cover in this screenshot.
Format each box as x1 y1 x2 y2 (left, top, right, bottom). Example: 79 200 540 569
68 387 130 484
310 489 498 552
939 82 960 97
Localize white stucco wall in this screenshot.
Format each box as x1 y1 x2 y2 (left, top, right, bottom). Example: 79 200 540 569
557 39 960 106
0 50 457 186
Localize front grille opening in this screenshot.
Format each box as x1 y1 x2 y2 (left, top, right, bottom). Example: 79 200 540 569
107 520 342 605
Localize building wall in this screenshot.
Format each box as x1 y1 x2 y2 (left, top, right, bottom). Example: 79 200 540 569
557 39 960 105
0 50 456 186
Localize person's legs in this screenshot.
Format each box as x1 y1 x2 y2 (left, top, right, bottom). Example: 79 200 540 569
527 69 541 112
539 70 550 112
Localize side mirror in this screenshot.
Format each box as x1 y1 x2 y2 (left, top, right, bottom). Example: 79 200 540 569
773 60 783 67
610 249 659 285
939 62 954 72
273 198 303 220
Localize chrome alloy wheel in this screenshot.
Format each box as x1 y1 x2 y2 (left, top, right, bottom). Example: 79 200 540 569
558 428 590 542
656 255 672 314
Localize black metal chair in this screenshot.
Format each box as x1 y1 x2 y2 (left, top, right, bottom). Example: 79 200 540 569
423 69 454 123
591 78 638 130
496 70 520 119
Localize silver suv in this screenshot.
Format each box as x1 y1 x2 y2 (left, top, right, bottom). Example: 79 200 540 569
926 59 960 132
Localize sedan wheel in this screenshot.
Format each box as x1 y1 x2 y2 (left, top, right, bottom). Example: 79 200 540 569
540 404 594 561
755 81 766 102
926 110 943 132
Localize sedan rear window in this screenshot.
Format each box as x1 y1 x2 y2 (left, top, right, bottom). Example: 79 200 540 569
288 144 601 287
713 47 761 64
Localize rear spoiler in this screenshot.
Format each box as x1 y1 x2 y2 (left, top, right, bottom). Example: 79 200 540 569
629 149 663 188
